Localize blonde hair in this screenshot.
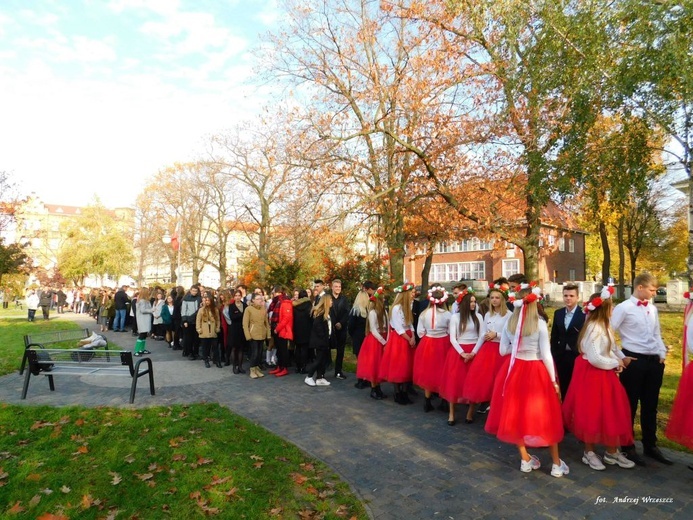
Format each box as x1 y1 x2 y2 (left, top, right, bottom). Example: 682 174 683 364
488 289 508 317
577 293 613 353
390 290 413 326
352 290 370 318
507 289 538 337
312 294 332 321
365 297 387 335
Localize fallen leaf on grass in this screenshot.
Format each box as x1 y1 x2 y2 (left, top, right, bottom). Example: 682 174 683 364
73 446 89 455
109 472 122 485
74 419 85 426
196 457 213 466
209 476 232 486
224 487 239 498
148 463 159 471
250 455 263 461
37 513 68 520
40 488 53 495
335 505 349 517
136 473 154 481
123 454 135 464
291 473 308 485
306 485 318 496
60 485 71 493
30 421 54 430
253 461 264 469
300 463 314 471
298 510 319 520
172 453 186 461
29 495 41 507
7 501 24 514
26 473 41 481
81 494 94 509
269 507 282 516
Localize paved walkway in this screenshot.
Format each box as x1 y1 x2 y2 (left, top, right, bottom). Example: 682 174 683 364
2 314 692 519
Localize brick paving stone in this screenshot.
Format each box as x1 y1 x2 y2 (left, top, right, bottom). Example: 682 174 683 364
2 313 693 519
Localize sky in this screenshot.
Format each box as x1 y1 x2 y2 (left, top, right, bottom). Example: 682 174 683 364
0 0 280 208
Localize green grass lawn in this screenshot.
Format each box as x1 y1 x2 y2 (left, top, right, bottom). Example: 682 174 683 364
0 403 367 519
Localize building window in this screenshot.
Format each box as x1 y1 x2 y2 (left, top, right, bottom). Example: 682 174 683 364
558 238 565 252
431 262 485 281
458 238 494 252
435 242 450 253
548 235 555 246
569 268 576 281
502 259 520 278
569 239 575 253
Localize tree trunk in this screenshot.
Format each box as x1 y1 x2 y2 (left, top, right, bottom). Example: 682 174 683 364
419 245 433 298
599 220 611 284
617 219 626 299
522 194 541 281
688 161 693 286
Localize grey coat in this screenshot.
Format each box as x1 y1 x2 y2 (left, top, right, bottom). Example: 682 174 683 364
136 300 153 333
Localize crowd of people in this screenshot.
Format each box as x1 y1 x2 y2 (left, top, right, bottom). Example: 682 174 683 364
15 271 693 476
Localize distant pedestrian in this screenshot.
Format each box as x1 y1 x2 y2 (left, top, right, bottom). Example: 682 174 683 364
243 292 271 379
304 294 333 387
349 289 370 389
197 295 221 368
134 288 153 357
292 289 313 374
356 287 389 399
113 285 129 332
26 291 39 322
181 285 202 360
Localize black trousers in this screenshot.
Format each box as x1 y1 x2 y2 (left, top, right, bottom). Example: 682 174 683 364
332 331 347 375
555 350 579 400
182 324 199 357
620 349 665 449
275 337 289 369
307 348 330 379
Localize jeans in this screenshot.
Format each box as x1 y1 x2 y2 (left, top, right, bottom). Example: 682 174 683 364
114 309 127 331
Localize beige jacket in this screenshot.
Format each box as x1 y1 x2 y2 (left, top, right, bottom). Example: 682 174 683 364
243 305 271 341
196 307 220 339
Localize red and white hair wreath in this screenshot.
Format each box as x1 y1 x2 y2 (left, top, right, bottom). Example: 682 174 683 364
455 287 475 304
684 289 693 300
394 282 415 294
583 284 615 313
488 282 510 299
427 285 448 305
512 283 543 309
369 286 385 302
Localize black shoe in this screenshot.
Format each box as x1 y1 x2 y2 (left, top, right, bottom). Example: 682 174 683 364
688 464 693 471
216 361 223 368
395 392 408 405
354 379 368 389
465 418 474 424
204 359 211 368
477 403 490 414
224 361 231 366
447 419 456 426
233 366 239 374
402 393 413 405
238 367 246 374
189 355 198 361
424 399 434 412
374 385 387 399
623 448 646 467
370 388 383 400
335 373 347 380
407 385 418 396
644 446 673 465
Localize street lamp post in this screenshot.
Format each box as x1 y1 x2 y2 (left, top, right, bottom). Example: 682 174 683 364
161 232 178 284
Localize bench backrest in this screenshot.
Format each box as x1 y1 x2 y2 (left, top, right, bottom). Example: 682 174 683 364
24 328 92 348
27 348 133 375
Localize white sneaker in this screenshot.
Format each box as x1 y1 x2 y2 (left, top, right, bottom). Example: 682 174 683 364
582 451 605 471
603 450 635 469
315 378 331 386
520 455 541 473
551 459 570 477
304 376 316 387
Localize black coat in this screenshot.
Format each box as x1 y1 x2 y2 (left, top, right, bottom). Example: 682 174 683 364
227 301 247 348
293 298 313 345
329 294 350 340
550 306 585 359
309 316 330 350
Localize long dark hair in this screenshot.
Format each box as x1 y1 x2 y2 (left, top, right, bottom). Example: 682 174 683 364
458 293 480 334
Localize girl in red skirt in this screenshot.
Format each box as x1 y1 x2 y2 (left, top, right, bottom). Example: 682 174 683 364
379 283 416 404
414 285 451 412
462 284 511 422
562 287 635 470
441 290 481 425
356 287 390 400
665 291 693 468
488 286 568 477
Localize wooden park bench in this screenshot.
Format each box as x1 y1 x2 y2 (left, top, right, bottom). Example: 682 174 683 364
19 328 108 376
21 348 155 404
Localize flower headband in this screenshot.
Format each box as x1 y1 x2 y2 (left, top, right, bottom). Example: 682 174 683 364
512 284 543 308
488 282 510 299
684 289 693 300
369 286 385 302
455 287 474 304
427 285 449 305
584 284 615 313
394 282 415 293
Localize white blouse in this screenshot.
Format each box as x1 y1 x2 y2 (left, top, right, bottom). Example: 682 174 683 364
417 307 451 339
471 310 511 354
449 312 482 354
500 319 556 382
580 322 621 371
368 309 389 345
390 304 414 336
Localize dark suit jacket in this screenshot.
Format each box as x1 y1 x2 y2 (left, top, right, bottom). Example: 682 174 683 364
550 305 585 359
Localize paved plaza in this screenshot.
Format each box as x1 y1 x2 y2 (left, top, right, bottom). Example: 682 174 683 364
2 314 692 519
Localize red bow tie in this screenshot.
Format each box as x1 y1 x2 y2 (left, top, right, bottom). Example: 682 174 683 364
637 300 649 307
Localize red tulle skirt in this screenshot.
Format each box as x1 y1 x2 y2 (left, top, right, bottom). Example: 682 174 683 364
439 343 475 404
494 359 564 447
562 356 634 447
462 341 502 403
356 333 385 384
485 355 511 435
379 330 414 383
666 361 693 449
413 335 449 393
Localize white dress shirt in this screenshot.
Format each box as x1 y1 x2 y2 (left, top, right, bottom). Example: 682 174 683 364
390 304 414 336
611 296 666 359
417 307 451 339
368 309 389 345
449 312 482 354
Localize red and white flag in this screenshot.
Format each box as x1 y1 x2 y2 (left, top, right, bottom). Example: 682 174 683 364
170 222 180 252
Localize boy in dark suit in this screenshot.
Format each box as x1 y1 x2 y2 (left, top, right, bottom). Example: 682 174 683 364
550 283 585 399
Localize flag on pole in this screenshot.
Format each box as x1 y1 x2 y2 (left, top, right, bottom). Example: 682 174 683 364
170 222 180 252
